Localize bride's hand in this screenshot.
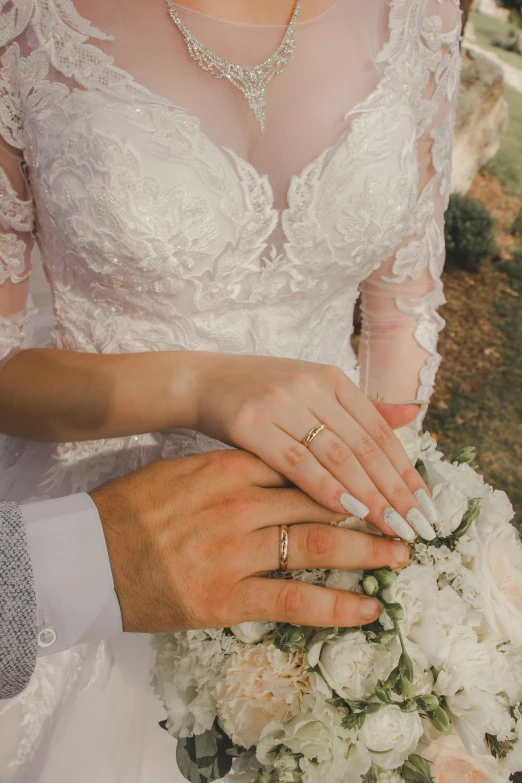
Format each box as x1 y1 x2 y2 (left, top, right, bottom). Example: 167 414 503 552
191 354 438 541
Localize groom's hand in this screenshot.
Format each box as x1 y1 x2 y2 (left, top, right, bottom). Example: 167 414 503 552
89 451 409 634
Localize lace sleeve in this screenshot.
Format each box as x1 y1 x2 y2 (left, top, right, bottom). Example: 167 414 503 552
358 0 462 405
0 37 36 367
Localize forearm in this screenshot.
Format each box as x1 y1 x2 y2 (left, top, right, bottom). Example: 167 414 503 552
0 348 201 442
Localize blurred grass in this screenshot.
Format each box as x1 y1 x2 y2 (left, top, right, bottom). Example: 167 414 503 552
469 9 522 70
485 85 522 197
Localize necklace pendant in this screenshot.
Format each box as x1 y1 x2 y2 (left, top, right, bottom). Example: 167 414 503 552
166 0 301 133
248 87 267 133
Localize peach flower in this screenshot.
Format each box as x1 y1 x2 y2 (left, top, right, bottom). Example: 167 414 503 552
215 642 310 749
423 732 500 783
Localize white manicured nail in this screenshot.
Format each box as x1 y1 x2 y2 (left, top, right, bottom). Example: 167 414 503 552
340 493 370 519
415 490 440 525
406 508 436 541
383 508 416 542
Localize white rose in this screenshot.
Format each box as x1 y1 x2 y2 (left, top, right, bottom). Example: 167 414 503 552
503 717 522 775
446 689 514 757
325 569 363 592
423 455 485 500
435 636 509 697
470 492 522 647
216 642 310 748
318 631 397 701
432 483 469 537
359 705 423 769
230 622 275 644
257 695 351 783
152 630 237 738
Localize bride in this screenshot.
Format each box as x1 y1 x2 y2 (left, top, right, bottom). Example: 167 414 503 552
0 0 462 780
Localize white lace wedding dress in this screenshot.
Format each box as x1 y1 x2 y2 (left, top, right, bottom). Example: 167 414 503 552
0 0 462 780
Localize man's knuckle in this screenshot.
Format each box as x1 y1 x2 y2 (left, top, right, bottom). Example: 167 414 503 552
332 591 350 626
322 364 345 387
279 582 308 617
305 525 335 558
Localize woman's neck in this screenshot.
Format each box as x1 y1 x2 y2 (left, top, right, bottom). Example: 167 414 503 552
170 0 339 25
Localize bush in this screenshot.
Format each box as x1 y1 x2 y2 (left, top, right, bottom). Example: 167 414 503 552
444 193 498 271
511 206 522 236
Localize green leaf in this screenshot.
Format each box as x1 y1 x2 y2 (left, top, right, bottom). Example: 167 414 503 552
377 629 398 645
342 712 366 731
449 446 478 467
451 498 482 539
375 685 392 703
401 754 434 783
393 674 410 698
384 666 401 689
365 702 384 714
176 722 236 783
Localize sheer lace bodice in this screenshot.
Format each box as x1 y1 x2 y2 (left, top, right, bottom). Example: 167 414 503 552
0 0 462 403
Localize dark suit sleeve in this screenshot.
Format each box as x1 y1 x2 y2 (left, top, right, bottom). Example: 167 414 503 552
0 500 37 699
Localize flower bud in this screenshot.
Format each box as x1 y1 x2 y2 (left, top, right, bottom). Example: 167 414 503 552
430 706 451 733
400 699 418 713
385 603 404 621
274 625 307 653
415 694 440 712
257 772 274 783
373 569 396 590
363 576 380 596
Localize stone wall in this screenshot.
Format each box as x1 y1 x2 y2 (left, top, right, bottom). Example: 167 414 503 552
451 48 509 193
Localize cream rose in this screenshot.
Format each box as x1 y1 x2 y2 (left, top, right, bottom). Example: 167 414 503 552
470 490 522 647
359 705 423 769
230 622 275 644
423 732 501 783
257 694 352 783
216 642 309 748
318 631 397 701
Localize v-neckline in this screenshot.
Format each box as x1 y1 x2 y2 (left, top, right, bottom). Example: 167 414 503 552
59 0 398 216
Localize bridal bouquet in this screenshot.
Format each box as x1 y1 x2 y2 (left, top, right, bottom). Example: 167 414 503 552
152 429 522 783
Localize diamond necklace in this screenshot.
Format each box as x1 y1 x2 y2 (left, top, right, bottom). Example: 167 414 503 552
165 0 301 132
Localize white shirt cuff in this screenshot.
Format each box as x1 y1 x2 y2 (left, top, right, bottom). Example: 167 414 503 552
21 493 123 655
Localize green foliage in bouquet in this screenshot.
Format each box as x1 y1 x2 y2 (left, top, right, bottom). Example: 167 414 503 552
444 193 497 271
175 720 241 783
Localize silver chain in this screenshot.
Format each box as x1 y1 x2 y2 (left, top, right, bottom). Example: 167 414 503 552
164 0 301 132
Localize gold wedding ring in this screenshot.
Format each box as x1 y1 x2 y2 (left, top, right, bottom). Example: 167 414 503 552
279 525 289 572
302 423 327 448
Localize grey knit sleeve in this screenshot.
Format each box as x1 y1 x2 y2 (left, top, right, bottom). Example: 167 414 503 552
0 500 37 699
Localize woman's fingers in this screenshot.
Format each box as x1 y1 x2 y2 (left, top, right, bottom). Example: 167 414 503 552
236 577 382 628
338 385 435 508
247 524 409 573
243 423 352 515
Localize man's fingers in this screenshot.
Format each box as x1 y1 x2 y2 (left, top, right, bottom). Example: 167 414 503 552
251 488 345 529
248 524 409 572
236 577 382 627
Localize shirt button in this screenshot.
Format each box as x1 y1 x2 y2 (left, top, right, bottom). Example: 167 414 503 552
37 626 57 648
